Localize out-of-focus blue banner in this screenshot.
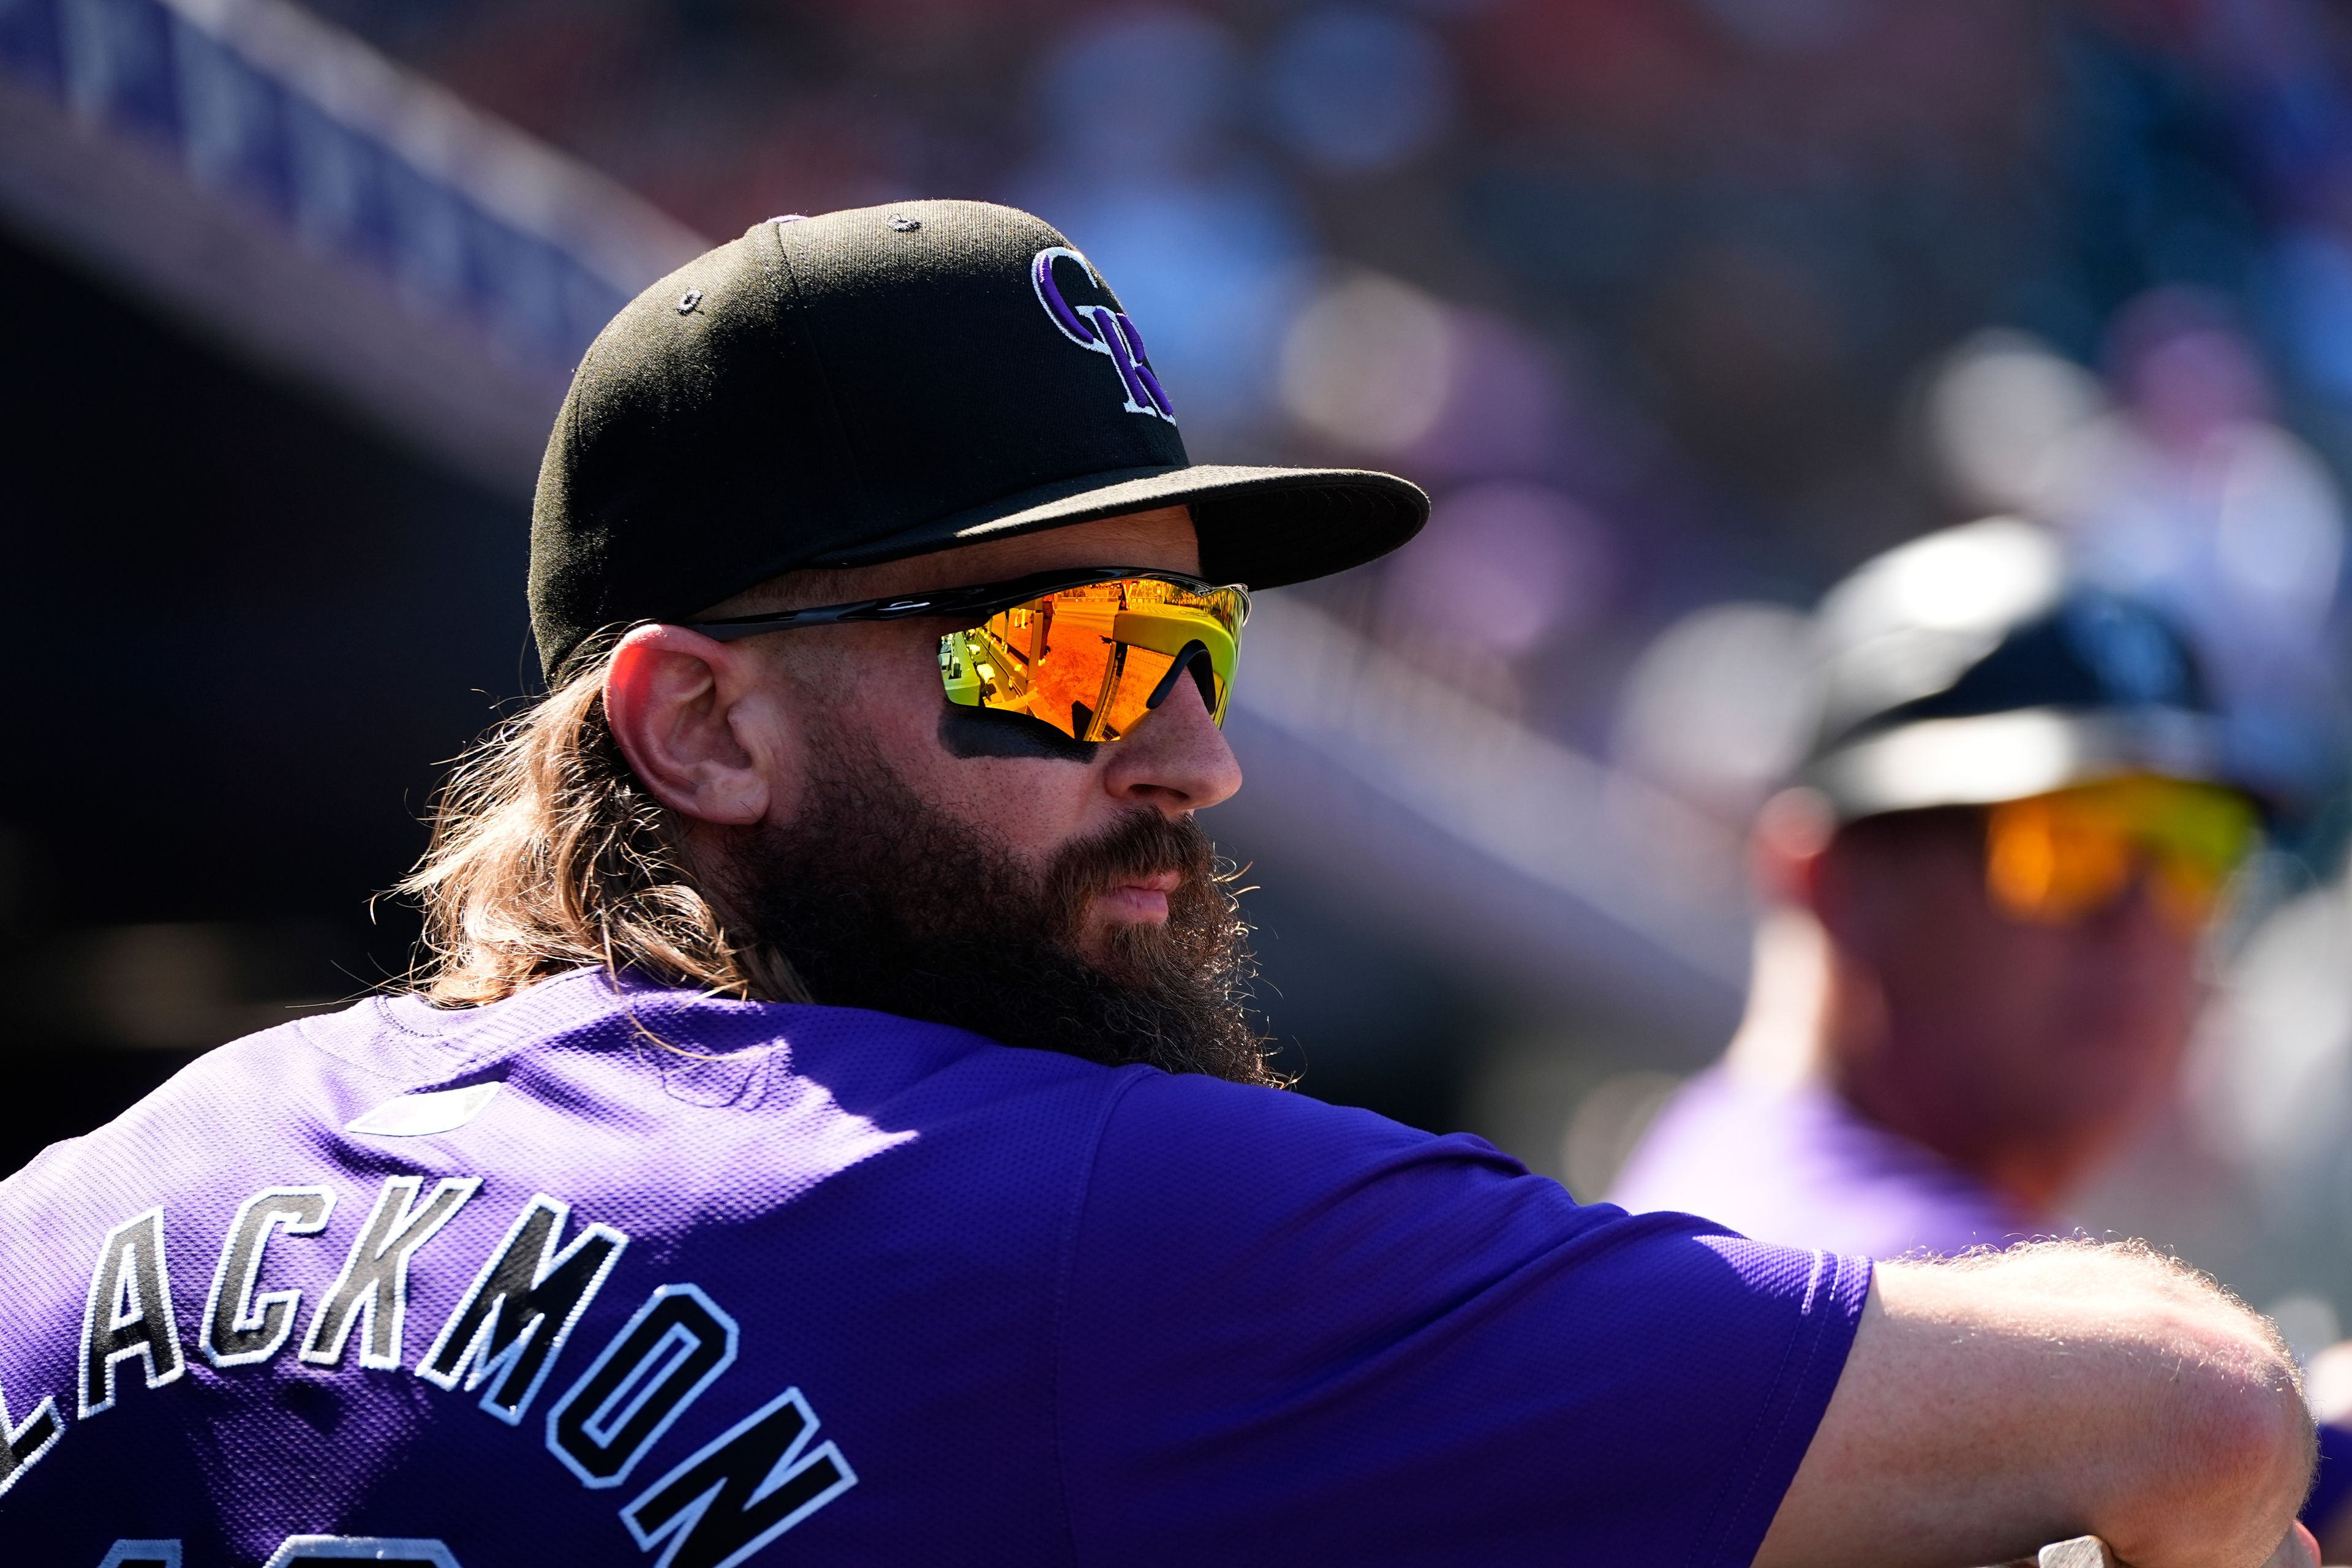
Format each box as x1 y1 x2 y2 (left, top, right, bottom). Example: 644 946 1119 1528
0 0 701 467
0 0 701 373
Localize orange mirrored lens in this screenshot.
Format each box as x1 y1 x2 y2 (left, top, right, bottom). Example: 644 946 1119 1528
1986 797 2131 923
1099 643 1176 739
938 577 1241 742
1983 777 2256 930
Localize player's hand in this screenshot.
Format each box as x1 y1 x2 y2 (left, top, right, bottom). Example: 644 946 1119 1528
2011 1526 2318 1568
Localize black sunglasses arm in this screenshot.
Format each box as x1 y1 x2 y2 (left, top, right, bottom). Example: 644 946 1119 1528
677 566 1227 642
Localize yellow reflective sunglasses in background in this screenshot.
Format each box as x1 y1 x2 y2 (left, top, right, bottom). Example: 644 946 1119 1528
1983 775 2260 932
689 568 1249 745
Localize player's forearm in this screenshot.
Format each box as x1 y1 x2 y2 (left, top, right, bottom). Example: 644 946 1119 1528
2096 1363 2310 1562
1997 1252 2313 1567
1758 1242 2313 1568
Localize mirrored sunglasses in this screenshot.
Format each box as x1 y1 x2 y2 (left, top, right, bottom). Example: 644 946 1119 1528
685 568 1250 745
1983 775 2260 932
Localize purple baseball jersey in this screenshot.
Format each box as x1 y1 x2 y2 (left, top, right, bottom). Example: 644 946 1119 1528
1609 1067 2041 1259
0 970 1868 1566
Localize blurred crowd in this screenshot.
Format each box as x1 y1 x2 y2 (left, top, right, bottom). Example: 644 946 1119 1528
303 0 2352 778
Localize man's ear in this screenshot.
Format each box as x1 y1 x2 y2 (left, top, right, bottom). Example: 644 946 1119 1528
1750 788 1836 915
602 624 798 827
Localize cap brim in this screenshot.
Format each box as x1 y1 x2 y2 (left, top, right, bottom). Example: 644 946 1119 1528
1806 706 2233 817
820 462 1430 589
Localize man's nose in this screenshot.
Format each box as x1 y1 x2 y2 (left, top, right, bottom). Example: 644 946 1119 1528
1101 665 1243 815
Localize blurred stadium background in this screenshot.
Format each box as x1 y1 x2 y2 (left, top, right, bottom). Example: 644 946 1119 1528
10 0 2352 1343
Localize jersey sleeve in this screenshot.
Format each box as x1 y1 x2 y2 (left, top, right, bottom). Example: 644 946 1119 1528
1055 1072 1870 1568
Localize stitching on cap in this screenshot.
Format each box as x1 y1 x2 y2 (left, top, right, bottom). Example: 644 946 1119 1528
764 219 875 522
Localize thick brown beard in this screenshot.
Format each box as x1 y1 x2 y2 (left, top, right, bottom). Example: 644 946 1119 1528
720 731 1276 1085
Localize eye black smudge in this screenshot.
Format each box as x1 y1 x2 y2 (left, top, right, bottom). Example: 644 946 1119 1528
937 701 1100 763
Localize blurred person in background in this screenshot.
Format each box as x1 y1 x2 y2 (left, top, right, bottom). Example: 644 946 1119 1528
1610 517 2258 1256
1611 516 2352 1542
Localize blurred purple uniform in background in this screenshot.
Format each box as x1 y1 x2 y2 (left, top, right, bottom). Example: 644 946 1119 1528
1610 1067 2038 1260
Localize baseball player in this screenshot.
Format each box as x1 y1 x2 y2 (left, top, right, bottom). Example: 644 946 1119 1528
0 204 2319 1566
1612 519 2253 1257
1610 517 2352 1542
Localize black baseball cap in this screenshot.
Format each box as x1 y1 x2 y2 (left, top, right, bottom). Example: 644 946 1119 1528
529 199 1430 681
1801 519 2238 816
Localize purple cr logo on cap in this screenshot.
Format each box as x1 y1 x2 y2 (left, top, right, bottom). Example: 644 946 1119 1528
1030 247 1176 423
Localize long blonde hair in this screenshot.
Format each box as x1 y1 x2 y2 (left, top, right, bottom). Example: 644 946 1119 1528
398 639 806 1006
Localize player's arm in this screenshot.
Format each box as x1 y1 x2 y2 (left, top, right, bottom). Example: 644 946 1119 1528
1755 1242 2315 1568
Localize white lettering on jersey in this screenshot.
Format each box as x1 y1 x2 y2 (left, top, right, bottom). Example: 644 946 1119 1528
418 1194 627 1425
97 1544 181 1567
621 1387 856 1568
23 1179 857 1566
104 1538 459 1566
202 1188 336 1370
300 1176 479 1372
78 1207 185 1419
547 1284 739 1490
0 1373 63 1498
260 1537 461 1566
